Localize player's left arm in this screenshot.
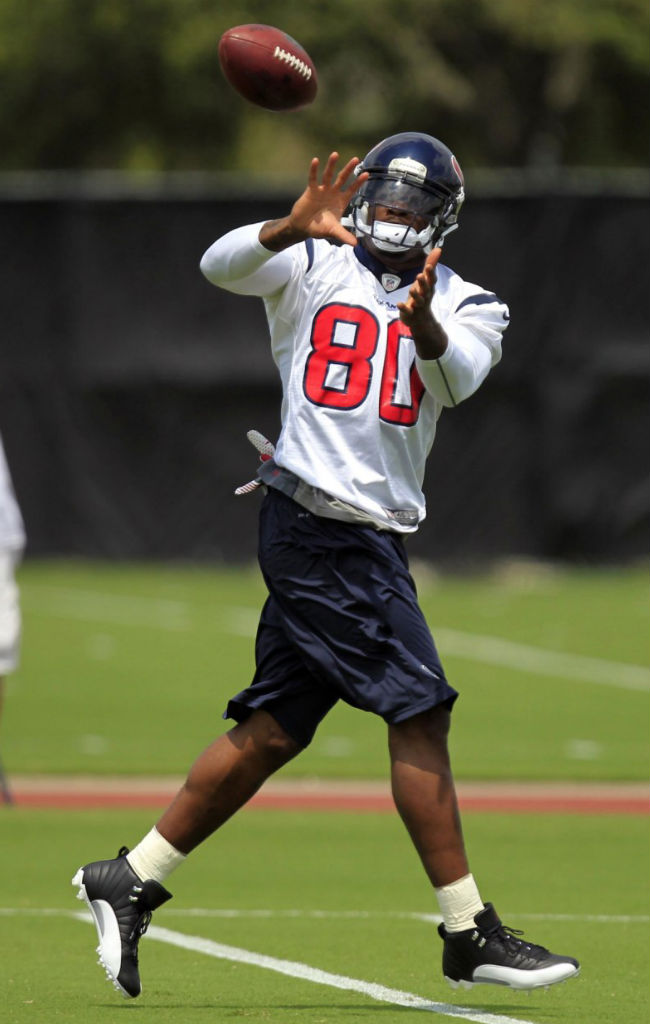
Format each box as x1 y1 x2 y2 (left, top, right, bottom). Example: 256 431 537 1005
399 252 509 407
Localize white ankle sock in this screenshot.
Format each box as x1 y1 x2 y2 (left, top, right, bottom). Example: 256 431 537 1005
435 873 484 933
126 827 186 884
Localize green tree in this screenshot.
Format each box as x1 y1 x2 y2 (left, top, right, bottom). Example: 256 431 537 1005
0 0 647 175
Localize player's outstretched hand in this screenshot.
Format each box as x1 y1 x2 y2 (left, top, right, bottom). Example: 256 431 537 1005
397 248 442 327
290 152 368 245
398 248 448 359
259 153 368 252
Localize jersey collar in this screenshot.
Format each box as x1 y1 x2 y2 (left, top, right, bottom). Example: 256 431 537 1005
353 243 420 293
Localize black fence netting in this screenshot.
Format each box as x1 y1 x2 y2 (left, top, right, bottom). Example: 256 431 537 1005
1 184 648 563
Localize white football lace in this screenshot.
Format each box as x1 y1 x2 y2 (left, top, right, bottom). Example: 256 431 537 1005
273 46 312 79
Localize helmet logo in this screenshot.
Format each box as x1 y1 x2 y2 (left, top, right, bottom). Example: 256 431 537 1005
387 157 427 183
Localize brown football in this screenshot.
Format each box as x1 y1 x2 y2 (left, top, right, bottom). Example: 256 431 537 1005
218 24 318 111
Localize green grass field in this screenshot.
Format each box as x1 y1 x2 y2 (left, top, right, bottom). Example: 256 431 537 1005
3 559 648 779
2 809 648 1024
1 560 649 1024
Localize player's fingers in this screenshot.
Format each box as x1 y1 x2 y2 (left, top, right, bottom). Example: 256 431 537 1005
332 225 359 247
343 169 368 200
425 246 443 271
307 157 320 186
414 251 440 296
321 152 340 186
421 266 435 291
411 274 428 301
335 156 361 186
397 300 417 323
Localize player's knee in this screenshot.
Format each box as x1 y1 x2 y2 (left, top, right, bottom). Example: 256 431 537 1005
390 703 452 750
266 729 301 766
255 712 302 766
424 703 452 744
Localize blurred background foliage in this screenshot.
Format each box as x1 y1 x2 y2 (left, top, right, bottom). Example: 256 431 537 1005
0 0 647 181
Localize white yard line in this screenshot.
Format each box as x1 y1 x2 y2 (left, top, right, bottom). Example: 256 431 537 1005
1 907 647 924
22 586 649 691
2 906 642 1023
3 906 645 1022
1 906 540 1022
22 586 191 631
160 908 650 925
119 916 542 1024
435 627 649 692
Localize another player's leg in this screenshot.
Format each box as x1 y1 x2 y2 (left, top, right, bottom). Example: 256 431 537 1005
389 706 579 991
0 676 13 803
0 548 23 805
72 710 301 997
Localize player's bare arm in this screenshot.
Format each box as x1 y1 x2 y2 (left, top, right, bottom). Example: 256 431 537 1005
397 247 448 360
259 152 368 252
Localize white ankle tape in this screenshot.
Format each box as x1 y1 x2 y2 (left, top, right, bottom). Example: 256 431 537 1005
435 873 484 933
126 827 186 883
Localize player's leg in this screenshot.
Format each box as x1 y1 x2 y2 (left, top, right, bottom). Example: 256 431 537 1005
72 584 335 999
388 703 468 888
72 709 303 998
389 705 579 990
254 493 579 991
154 708 302 852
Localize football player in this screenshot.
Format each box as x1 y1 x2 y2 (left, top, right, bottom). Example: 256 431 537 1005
0 434 25 804
73 133 579 998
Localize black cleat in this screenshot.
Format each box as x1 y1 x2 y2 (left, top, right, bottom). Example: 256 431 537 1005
72 846 172 998
438 903 580 991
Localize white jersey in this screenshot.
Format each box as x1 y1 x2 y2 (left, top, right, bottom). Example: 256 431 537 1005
201 223 509 532
0 435 25 551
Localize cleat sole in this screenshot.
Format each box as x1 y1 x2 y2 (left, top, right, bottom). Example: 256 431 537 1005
488 965 580 992
444 976 474 991
444 966 580 993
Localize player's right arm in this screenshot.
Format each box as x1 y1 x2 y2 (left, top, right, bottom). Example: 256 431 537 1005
200 222 295 296
201 152 366 295
259 152 366 252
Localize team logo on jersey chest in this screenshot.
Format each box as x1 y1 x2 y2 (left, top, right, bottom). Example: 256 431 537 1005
381 273 402 292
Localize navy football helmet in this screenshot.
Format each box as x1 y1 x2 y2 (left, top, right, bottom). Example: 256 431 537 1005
349 132 465 254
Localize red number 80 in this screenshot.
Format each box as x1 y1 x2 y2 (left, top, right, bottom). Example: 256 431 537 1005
303 303 424 426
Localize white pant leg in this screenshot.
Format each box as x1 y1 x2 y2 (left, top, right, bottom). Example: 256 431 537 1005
0 549 22 675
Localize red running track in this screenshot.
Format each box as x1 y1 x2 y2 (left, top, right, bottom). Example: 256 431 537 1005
4 778 648 814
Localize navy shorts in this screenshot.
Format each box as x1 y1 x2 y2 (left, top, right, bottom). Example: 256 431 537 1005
225 489 458 747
